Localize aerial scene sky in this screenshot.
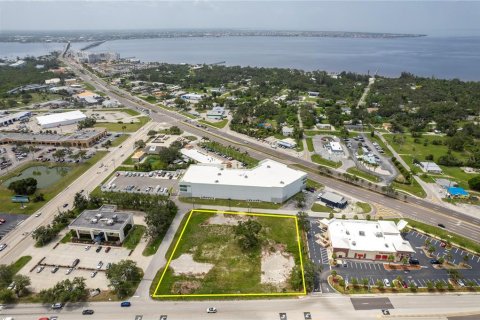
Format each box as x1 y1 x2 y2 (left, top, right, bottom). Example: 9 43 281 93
0 1 479 36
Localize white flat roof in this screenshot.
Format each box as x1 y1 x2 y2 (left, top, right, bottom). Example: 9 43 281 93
326 219 414 254
181 159 307 188
180 148 223 165
420 161 442 171
329 141 343 152
36 110 86 126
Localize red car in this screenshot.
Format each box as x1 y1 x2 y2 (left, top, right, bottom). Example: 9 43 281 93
105 246 111 253
0 218 6 224
440 242 447 248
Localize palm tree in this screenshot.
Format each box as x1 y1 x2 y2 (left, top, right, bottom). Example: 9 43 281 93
387 254 395 265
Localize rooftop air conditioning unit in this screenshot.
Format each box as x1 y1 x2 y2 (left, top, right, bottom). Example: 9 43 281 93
95 213 102 218
218 172 221 176
352 241 356 246
215 180 219 183
90 218 98 224
280 181 284 184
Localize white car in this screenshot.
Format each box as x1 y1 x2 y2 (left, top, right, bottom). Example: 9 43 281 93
96 261 103 269
66 268 73 275
206 307 217 313
0 244 7 251
35 212 42 217
36 266 45 273
383 279 390 287
457 279 465 287
90 271 98 278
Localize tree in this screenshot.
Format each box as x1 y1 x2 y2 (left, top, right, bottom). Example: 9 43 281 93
428 245 436 256
77 117 97 130
294 192 306 209
52 149 66 161
39 277 87 303
134 139 146 149
387 254 395 265
106 260 143 298
435 281 444 290
426 280 434 290
12 274 30 297
296 211 310 232
468 175 480 191
0 288 15 303
0 265 14 288
8 177 37 195
234 219 262 251
291 260 317 292
362 278 369 288
144 200 178 240
376 280 384 289
73 192 89 211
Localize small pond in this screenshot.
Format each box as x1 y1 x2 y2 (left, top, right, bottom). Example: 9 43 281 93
2 165 71 189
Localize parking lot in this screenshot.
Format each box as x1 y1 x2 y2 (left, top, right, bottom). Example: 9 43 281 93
307 219 480 291
20 239 152 292
0 213 28 239
101 170 182 195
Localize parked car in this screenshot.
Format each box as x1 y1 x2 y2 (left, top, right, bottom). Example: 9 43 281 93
206 307 217 313
65 268 73 275
401 280 408 288
90 271 98 278
96 261 103 269
63 203 69 208
121 301 131 307
105 246 111 253
82 309 94 315
457 279 465 287
409 258 420 265
430 259 441 264
85 245 91 251
440 241 447 248
35 212 42 217
51 265 59 273
383 279 390 287
96 246 102 253
0 244 7 251
36 265 45 273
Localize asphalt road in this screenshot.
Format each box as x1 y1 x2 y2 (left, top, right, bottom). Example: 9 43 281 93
65 59 480 243
2 294 480 320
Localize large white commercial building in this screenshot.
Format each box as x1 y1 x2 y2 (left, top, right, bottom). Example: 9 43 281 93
36 110 87 128
179 159 307 203
320 218 414 262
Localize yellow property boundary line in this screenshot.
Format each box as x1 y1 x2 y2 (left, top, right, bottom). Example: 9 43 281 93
152 209 307 298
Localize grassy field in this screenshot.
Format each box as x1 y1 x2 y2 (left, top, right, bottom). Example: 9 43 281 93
153 210 304 297
392 179 427 198
199 119 228 129
179 197 282 210
346 167 381 183
123 225 146 250
10 256 32 274
356 202 372 214
110 134 130 147
311 203 334 213
306 179 323 190
305 138 314 152
0 151 107 214
311 154 342 169
94 116 150 132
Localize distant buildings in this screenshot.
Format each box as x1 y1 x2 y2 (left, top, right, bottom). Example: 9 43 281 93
0 129 106 148
45 78 61 85
419 161 442 174
308 91 320 97
282 126 294 137
181 93 205 101
321 218 414 262
36 110 87 128
0 111 31 126
74 90 101 105
277 138 297 149
179 159 307 203
75 51 120 64
9 60 26 68
317 191 347 209
68 205 134 243
206 106 226 120
446 187 469 199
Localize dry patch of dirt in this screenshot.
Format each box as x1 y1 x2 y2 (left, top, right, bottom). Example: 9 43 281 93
206 213 249 226
172 280 201 294
383 264 421 271
261 247 295 286
170 254 214 277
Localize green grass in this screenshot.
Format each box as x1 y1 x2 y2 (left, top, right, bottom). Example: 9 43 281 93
82 82 96 91
199 119 228 129
356 202 372 213
311 203 334 213
60 231 73 244
118 108 141 116
110 134 130 147
180 111 198 119
10 256 32 274
123 225 146 250
347 167 381 183
383 134 470 164
306 179 323 190
94 116 150 132
392 179 427 198
0 151 107 214
401 218 480 254
179 197 282 209
142 236 163 257
305 138 314 152
311 154 342 169
154 211 302 296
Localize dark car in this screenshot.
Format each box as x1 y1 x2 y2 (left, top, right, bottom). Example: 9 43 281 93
63 203 69 208
105 246 111 253
96 246 102 253
430 259 441 264
409 258 420 265
82 309 94 315
438 223 446 229
121 301 131 307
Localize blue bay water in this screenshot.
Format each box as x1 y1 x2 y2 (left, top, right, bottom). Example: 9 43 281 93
1 36 480 80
